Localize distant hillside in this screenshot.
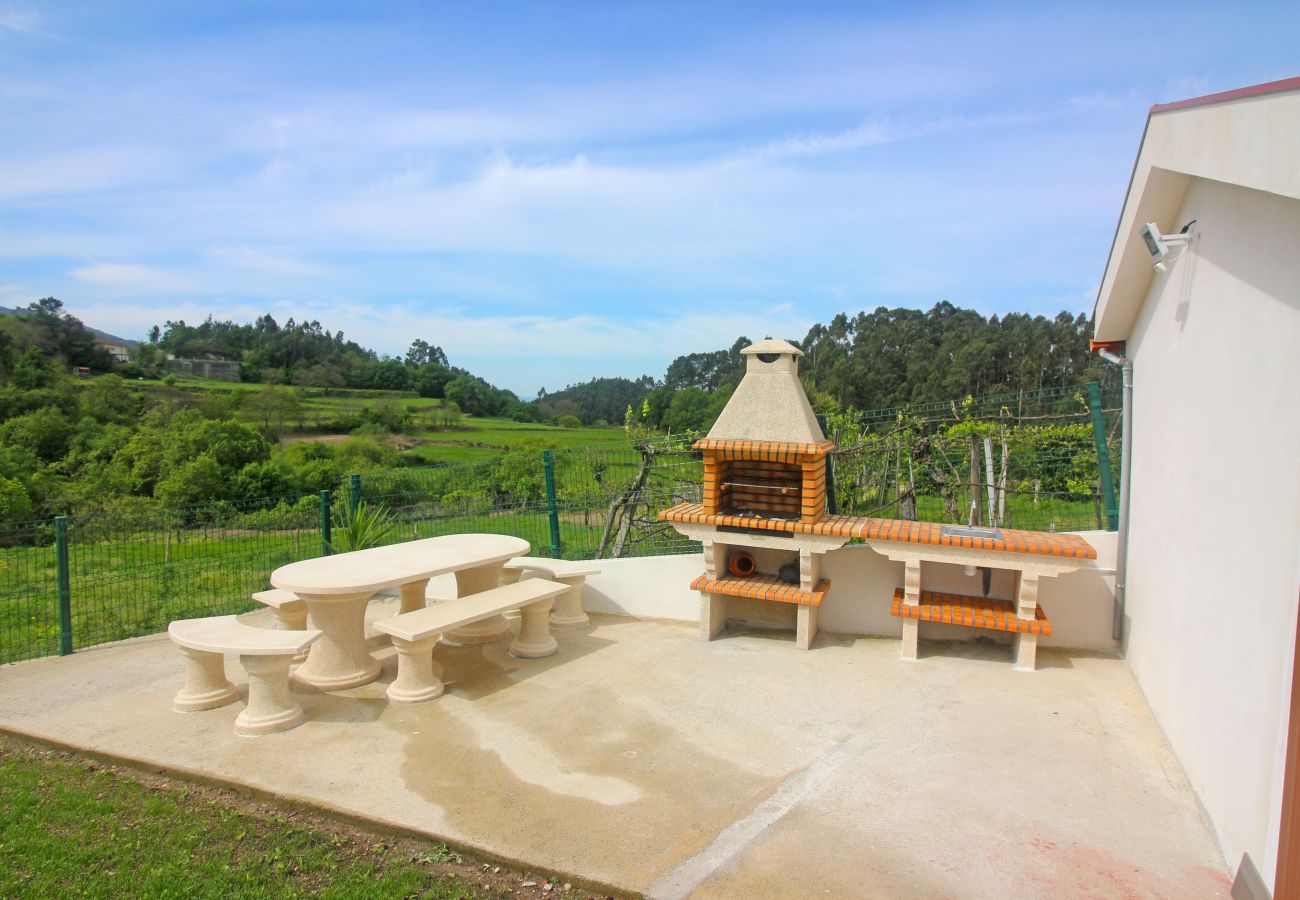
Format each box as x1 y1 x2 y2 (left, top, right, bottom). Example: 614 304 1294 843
0 305 136 347
535 376 656 425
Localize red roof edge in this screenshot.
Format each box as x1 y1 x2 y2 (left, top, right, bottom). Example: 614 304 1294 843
1151 75 1300 114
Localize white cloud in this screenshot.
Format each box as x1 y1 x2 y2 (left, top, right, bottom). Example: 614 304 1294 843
0 9 42 35
206 246 328 277
69 263 195 293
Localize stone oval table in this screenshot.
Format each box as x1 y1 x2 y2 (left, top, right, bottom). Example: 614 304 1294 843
270 533 529 690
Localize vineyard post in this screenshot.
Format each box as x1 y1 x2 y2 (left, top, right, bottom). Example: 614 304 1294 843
1085 381 1119 531
55 516 73 656
543 450 562 559
319 490 332 556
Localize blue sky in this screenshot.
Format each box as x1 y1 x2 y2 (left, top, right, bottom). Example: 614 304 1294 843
2 2 1297 395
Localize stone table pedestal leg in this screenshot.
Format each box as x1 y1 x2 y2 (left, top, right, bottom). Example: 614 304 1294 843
174 646 238 712
549 575 590 628
292 592 381 691
510 598 559 658
443 564 513 646
387 635 445 703
235 654 303 735
398 578 431 614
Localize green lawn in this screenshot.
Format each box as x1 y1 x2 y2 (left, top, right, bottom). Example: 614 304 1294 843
0 738 565 899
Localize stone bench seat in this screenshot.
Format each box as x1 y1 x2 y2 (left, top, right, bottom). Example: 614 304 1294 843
373 578 570 703
168 615 320 735
502 557 601 627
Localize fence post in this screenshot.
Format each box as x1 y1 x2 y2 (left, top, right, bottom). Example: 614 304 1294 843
319 490 332 556
349 474 361 515
542 450 562 559
55 516 73 656
1085 381 1120 531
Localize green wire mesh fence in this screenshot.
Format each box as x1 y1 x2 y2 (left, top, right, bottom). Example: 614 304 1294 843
0 382 1118 665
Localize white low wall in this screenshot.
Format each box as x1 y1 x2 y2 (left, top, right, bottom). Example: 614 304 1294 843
580 530 1119 651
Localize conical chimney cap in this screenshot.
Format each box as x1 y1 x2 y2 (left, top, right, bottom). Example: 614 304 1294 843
706 339 825 443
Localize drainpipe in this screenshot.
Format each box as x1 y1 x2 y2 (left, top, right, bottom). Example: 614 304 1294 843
1097 347 1132 642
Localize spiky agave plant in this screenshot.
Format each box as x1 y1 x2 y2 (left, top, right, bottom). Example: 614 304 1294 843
330 500 397 553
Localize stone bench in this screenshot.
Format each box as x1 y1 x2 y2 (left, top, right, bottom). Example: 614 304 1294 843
252 588 310 661
373 578 570 703
168 616 320 735
502 557 601 627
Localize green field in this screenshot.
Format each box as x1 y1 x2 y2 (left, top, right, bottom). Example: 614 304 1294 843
408 418 626 463
123 374 626 464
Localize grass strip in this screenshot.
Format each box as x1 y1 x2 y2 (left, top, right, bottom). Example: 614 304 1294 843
0 737 599 899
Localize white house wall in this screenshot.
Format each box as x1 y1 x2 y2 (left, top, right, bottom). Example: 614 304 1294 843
1123 175 1300 888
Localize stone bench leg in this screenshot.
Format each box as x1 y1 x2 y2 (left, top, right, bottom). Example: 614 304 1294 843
700 593 727 641
387 635 445 703
174 646 239 712
900 619 919 661
549 575 590 628
268 604 311 663
900 560 921 661
511 597 559 658
796 604 818 651
1013 573 1039 672
1013 633 1038 671
235 654 303 735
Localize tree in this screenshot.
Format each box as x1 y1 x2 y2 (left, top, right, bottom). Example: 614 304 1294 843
0 475 33 522
369 358 411 391
242 387 302 436
405 339 448 368
155 453 226 507
412 363 454 399
444 375 489 417
661 387 717 433
0 406 75 462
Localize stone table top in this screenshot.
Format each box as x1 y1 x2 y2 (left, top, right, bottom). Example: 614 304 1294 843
270 533 531 596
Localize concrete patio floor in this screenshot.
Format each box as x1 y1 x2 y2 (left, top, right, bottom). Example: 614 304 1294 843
0 602 1230 898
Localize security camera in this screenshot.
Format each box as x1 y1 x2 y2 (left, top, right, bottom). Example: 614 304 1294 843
1142 221 1199 271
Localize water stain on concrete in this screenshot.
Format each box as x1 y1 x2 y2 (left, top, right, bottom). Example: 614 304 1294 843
391 647 784 890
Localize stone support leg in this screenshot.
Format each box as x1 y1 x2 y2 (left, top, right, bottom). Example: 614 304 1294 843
398 578 431 614
796 604 819 650
387 635 445 703
269 604 310 663
901 559 922 661
702 540 721 580
900 619 919 661
235 654 303 735
499 568 523 587
292 592 381 691
700 593 727 641
173 646 238 712
511 598 559 658
1013 633 1038 671
443 563 512 645
549 575 590 628
1014 573 1040 671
